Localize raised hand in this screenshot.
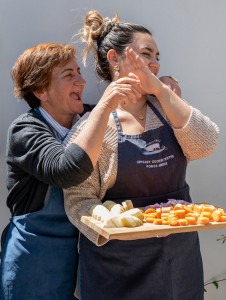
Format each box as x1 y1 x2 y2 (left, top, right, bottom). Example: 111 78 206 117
124 47 163 97
99 76 142 111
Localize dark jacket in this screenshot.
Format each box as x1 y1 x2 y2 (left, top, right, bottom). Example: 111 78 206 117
6 109 93 216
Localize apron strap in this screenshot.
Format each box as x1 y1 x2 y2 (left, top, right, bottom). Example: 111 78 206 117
112 110 123 142
147 98 173 131
112 99 173 142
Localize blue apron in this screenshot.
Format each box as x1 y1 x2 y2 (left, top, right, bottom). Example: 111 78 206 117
0 187 78 300
0 126 78 300
78 101 204 300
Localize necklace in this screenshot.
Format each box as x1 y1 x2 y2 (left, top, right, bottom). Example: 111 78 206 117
118 104 147 120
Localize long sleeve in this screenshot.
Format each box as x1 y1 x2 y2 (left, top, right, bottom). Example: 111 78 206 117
6 111 94 215
147 98 219 161
64 124 118 246
172 107 219 160
7 112 93 188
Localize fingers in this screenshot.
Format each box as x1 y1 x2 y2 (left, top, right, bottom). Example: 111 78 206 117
117 75 142 93
124 47 158 95
126 73 139 81
126 47 146 71
100 67 146 110
119 47 146 79
99 79 142 111
111 79 142 102
115 76 139 83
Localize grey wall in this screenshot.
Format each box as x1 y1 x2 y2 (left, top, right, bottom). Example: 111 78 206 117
1 1 226 298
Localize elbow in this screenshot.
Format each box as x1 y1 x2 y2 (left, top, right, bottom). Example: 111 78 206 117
186 140 219 161
59 170 93 188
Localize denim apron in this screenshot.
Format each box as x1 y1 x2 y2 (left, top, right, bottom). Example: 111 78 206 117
79 101 204 300
0 117 78 300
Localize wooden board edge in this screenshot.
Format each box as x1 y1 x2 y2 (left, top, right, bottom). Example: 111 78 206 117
108 222 226 240
81 216 111 239
81 216 226 241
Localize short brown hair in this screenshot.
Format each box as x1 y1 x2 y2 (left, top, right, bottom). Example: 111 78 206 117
11 43 76 108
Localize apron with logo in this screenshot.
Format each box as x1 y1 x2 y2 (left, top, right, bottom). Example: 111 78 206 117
79 101 204 300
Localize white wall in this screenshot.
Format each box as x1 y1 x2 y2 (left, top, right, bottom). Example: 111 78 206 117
1 0 226 299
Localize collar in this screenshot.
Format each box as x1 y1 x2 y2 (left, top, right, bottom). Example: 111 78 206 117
36 106 79 142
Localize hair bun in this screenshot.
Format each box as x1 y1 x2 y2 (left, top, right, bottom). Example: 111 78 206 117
100 18 114 39
84 10 104 41
79 10 121 67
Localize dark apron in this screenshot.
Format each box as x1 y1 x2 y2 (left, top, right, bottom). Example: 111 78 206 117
0 119 78 300
0 187 78 300
79 101 204 300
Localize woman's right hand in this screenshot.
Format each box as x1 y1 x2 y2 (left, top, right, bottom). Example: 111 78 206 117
73 76 142 167
98 77 142 112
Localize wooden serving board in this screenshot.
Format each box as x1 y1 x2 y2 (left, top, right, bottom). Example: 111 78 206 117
81 216 226 240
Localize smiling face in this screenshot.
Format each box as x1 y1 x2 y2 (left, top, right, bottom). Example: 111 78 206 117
117 33 160 78
39 59 86 128
130 33 160 76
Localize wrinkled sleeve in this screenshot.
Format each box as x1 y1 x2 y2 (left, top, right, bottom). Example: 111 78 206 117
8 116 93 188
64 123 118 246
64 164 109 246
173 107 219 160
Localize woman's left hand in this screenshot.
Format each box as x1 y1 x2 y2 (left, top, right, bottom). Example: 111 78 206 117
124 47 192 129
124 47 163 96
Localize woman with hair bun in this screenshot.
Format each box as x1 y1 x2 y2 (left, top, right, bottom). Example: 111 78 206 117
64 10 219 300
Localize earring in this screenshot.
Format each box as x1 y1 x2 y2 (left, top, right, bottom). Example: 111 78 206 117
114 65 120 77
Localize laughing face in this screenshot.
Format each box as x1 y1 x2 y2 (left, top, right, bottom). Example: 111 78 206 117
39 59 86 128
130 33 160 76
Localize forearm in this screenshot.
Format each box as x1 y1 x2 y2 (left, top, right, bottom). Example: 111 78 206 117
71 76 142 167
8 116 94 187
71 104 112 167
173 107 219 160
64 187 108 246
155 83 192 129
64 133 118 245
